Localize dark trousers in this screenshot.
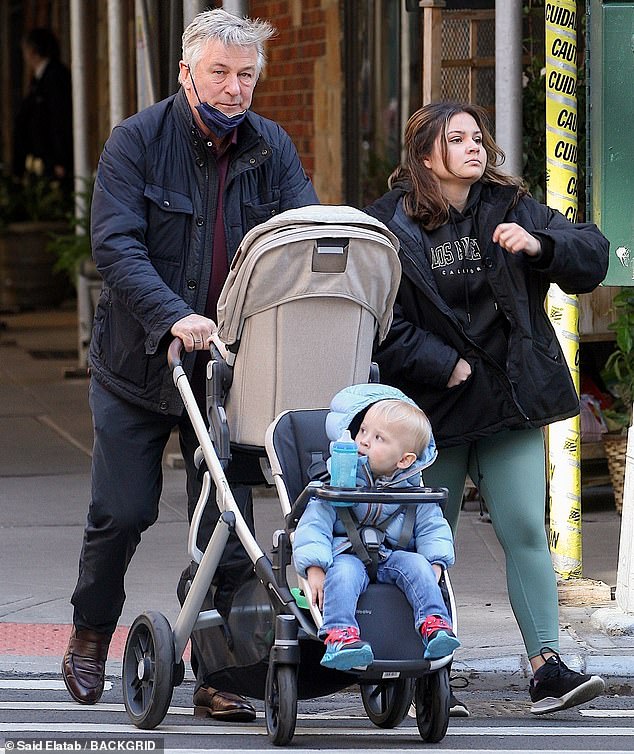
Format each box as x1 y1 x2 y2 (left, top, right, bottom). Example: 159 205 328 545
71 378 261 634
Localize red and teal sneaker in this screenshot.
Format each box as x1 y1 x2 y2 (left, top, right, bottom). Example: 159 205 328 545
420 615 460 660
320 627 374 671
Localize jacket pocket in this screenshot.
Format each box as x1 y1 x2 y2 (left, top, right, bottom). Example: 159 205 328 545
243 197 281 232
98 300 150 388
531 336 563 365
144 184 193 264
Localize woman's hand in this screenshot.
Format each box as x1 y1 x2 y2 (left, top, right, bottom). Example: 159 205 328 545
492 222 541 257
432 564 443 583
447 357 472 388
306 566 326 610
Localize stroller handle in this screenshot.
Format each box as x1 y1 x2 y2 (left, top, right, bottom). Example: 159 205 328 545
167 336 227 372
168 337 184 370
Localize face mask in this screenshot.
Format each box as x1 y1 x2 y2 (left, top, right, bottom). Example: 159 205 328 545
188 67 247 137
195 102 247 137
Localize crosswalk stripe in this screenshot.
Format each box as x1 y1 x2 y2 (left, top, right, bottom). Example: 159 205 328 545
2 700 633 721
0 723 633 736
0 680 113 691
0 702 371 719
2 701 634 722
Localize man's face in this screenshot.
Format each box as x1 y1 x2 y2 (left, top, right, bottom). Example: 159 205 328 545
180 38 258 130
22 42 39 73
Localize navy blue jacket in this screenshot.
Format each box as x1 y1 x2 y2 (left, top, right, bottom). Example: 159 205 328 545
364 184 609 447
89 90 317 414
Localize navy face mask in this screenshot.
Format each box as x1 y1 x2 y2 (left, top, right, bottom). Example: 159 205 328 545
188 67 247 137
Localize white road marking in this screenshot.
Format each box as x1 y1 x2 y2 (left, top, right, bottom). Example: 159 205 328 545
4 699 631 721
0 702 193 714
0 723 633 736
0 702 371 719
0 679 113 691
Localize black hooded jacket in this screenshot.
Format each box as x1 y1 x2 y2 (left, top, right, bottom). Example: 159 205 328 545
364 183 609 448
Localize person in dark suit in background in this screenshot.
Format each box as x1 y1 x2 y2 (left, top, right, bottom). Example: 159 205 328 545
13 28 73 190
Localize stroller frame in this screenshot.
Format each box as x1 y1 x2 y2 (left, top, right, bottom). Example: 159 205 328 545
121 340 314 734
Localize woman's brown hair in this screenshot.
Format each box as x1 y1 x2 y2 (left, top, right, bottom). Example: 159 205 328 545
389 102 527 230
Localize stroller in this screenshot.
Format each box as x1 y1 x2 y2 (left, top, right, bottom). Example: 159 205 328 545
120 205 456 744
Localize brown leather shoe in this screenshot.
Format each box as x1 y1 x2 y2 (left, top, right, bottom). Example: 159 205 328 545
193 685 256 722
62 627 111 705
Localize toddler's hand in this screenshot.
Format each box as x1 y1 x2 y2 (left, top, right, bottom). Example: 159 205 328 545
306 566 326 610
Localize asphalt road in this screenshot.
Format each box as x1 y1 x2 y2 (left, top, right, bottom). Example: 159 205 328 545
1 674 633 753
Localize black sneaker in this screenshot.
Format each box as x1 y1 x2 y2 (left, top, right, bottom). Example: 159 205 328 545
449 690 470 718
529 651 605 714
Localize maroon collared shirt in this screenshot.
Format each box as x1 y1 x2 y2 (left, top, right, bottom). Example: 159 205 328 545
192 129 237 404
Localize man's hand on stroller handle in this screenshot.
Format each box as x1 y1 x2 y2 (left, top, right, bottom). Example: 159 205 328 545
306 566 326 610
171 313 221 354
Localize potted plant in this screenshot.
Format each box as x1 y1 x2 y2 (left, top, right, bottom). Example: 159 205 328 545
46 176 101 369
0 160 72 311
601 287 634 513
47 176 94 288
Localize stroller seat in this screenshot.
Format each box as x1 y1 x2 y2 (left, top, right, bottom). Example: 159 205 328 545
265 407 457 666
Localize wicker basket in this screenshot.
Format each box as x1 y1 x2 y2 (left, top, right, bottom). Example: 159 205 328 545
603 433 627 514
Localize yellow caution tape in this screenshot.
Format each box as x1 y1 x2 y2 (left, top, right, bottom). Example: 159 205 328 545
545 0 582 579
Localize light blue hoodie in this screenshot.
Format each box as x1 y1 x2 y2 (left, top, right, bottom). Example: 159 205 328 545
292 384 455 578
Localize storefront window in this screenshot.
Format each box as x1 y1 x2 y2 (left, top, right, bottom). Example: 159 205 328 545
344 0 419 207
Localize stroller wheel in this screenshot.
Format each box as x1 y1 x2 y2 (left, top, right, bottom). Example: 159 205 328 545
414 665 450 743
360 677 414 728
264 662 297 746
122 611 175 729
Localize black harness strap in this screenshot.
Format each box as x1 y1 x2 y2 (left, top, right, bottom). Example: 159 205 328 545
337 504 414 581
307 452 329 482
337 507 374 574
396 505 416 550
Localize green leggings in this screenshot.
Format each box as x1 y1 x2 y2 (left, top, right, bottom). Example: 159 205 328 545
423 427 559 659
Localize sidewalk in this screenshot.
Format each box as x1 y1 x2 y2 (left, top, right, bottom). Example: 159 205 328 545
1 306 633 689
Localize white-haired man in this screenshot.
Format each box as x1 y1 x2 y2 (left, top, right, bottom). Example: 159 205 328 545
62 9 317 720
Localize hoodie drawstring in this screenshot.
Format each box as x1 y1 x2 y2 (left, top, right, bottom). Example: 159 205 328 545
449 206 476 325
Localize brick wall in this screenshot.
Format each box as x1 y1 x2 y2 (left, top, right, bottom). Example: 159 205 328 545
250 0 328 182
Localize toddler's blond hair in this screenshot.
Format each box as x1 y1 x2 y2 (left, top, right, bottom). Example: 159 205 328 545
365 399 431 457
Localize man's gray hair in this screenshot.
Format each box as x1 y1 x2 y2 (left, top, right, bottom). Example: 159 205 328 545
180 8 275 83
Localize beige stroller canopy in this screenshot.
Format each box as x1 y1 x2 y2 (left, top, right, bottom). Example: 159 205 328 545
217 205 401 348
215 204 402 447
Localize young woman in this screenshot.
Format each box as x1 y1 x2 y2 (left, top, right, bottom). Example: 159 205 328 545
364 101 609 716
